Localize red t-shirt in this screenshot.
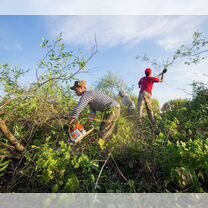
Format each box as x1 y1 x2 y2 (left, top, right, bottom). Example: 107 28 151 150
138 76 160 95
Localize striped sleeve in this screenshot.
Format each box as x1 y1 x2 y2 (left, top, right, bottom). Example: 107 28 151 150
70 92 93 119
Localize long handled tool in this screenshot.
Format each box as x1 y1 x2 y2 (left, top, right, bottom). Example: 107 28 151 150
157 68 167 76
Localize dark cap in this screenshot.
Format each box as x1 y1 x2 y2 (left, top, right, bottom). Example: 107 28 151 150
70 80 87 90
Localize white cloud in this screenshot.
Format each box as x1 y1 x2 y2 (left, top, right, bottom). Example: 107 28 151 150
1 0 208 15
153 59 208 105
44 16 207 50
156 16 205 51
43 15 208 105
169 61 208 85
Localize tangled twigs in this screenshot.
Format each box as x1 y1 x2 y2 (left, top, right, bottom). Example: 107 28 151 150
94 151 131 191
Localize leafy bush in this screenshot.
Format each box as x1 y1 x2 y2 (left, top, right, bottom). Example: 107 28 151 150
0 35 208 193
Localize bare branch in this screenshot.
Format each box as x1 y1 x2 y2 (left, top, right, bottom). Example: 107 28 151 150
95 152 111 190
0 119 25 153
110 153 129 183
36 34 62 84
33 35 98 92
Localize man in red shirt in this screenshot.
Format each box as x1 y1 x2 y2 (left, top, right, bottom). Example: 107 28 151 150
138 68 164 125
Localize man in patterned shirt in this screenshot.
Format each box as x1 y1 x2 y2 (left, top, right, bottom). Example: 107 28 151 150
138 68 164 125
69 80 120 140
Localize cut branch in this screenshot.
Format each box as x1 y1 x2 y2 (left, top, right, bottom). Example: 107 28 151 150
0 119 25 153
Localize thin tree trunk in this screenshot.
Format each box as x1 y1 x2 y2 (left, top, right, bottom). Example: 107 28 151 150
0 119 25 153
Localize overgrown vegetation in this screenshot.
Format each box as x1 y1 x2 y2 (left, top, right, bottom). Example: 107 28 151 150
0 33 208 193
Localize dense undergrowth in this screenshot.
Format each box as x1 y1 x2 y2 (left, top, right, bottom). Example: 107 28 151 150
0 35 208 193
0 81 207 193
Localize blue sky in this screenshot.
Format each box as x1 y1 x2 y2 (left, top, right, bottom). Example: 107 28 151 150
1 15 208 106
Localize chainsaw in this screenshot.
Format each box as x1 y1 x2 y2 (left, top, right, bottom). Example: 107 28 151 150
64 123 94 144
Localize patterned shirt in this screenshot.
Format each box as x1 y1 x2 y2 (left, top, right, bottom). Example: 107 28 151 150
71 90 120 119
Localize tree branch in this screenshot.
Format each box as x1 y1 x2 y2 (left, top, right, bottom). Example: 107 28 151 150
110 153 129 183
95 152 111 190
0 119 25 153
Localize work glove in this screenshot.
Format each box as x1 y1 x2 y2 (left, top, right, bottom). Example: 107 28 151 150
162 68 167 74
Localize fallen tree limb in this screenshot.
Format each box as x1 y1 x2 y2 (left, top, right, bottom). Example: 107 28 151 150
0 119 25 153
